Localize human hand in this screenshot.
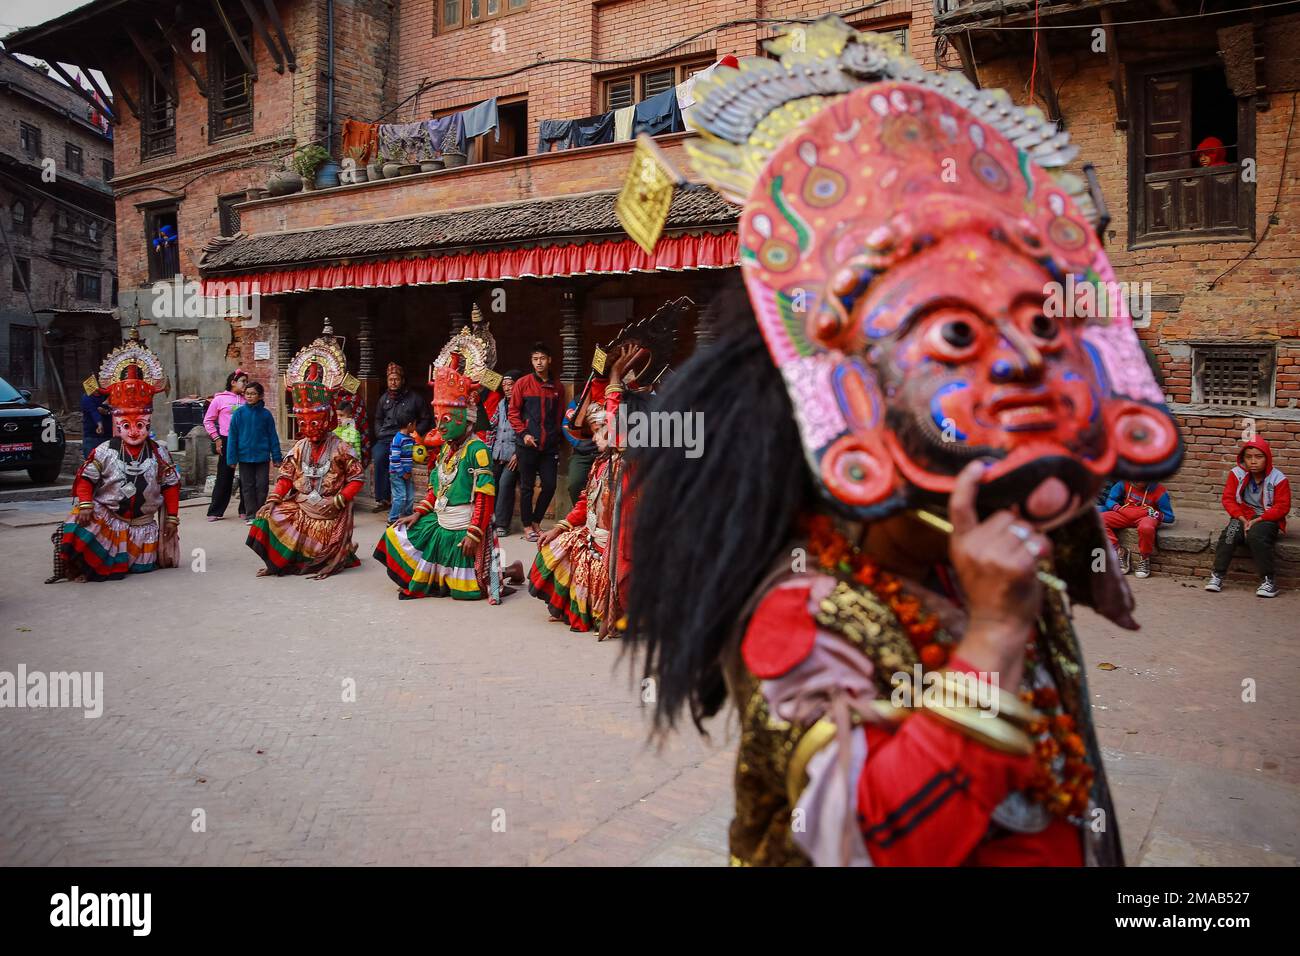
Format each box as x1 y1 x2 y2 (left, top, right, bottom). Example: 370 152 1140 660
524 435 537 448
460 534 482 557
947 461 1051 687
507 454 517 471
74 506 94 526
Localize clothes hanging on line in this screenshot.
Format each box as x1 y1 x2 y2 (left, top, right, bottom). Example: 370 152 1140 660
613 105 635 142
537 118 574 153
570 112 615 148
341 119 379 164
461 97 500 142
632 87 684 137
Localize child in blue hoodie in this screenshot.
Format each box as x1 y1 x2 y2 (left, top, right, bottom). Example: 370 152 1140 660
226 382 283 524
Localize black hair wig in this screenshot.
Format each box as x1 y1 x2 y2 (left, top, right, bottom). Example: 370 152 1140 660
623 277 811 736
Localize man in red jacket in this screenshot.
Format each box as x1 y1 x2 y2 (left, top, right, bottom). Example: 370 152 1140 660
508 342 565 542
1206 436 1290 597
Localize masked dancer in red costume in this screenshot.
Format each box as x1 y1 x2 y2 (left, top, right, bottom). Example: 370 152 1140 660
247 320 365 579
58 329 180 581
622 18 1183 867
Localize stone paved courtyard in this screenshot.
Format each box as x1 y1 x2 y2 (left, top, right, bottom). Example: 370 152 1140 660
0 494 1296 866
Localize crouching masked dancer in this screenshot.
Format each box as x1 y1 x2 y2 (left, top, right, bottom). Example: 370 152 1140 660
375 329 523 601
58 330 180 581
247 321 364 579
623 18 1184 867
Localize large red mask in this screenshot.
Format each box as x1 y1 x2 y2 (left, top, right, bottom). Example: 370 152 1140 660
688 35 1183 528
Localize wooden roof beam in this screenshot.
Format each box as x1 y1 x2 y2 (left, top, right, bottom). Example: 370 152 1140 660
98 63 141 120
211 0 259 79
156 18 209 98
125 25 179 103
47 60 117 124
238 0 285 74
1099 9 1126 130
260 0 296 72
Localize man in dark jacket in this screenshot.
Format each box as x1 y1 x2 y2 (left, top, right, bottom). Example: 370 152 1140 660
508 343 565 541
372 363 431 511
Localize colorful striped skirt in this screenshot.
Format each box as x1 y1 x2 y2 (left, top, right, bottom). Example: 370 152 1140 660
60 504 176 581
528 526 610 632
246 499 360 578
373 513 500 602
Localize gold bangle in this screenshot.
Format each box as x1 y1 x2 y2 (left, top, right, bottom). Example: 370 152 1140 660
465 526 483 541
333 494 345 511
785 718 837 807
937 669 1038 727
915 705 1033 756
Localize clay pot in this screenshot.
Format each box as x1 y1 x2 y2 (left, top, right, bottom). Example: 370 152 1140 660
382 162 402 179
397 163 421 176
441 150 468 169
351 166 369 184
266 170 303 196
366 161 383 181
420 159 445 172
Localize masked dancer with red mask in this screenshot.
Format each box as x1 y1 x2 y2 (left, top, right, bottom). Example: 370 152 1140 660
246 321 365 579
622 18 1184 867
375 326 523 602
58 329 180 581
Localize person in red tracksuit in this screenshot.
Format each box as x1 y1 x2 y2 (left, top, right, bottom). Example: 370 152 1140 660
1206 436 1290 598
508 342 565 542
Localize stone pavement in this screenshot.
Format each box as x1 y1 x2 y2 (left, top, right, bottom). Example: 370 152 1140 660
0 496 1296 866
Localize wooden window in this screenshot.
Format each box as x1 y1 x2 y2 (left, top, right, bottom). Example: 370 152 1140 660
11 200 30 236
102 158 115 180
439 0 525 30
19 122 41 157
12 257 31 292
76 273 102 302
1192 345 1274 407
9 326 35 387
65 143 84 174
209 28 255 141
1129 59 1254 246
217 193 243 237
141 57 176 159
145 204 181 282
602 59 714 112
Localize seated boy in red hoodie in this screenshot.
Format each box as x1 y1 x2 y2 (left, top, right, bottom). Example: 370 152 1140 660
1206 436 1290 597
1100 479 1175 578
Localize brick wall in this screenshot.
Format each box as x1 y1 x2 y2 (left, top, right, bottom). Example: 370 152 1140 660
963 19 1299 512
390 1 937 155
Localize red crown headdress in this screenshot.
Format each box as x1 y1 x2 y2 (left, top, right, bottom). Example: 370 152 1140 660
284 319 356 414
98 328 167 416
430 318 499 420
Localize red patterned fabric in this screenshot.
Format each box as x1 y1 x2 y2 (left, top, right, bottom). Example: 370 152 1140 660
201 233 738 297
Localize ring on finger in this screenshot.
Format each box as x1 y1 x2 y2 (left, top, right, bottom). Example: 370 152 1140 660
1009 523 1042 558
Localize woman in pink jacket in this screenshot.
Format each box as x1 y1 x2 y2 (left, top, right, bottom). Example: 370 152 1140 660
205 369 248 521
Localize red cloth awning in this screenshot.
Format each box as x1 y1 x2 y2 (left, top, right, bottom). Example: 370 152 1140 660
202 232 738 297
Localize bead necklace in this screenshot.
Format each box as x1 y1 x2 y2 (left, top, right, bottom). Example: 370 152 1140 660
802 514 1093 820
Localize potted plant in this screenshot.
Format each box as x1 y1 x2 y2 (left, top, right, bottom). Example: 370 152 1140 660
267 164 302 196
291 144 331 191
342 144 369 184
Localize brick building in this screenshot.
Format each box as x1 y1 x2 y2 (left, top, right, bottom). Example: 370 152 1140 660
8 0 935 506
936 0 1300 517
0 50 117 412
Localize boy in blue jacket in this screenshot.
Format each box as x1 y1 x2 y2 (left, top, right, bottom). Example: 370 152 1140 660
1100 479 1175 578
227 382 283 524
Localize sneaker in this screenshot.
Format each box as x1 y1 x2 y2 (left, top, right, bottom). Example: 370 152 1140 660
1256 577 1279 598
1117 547 1130 575
1205 573 1223 592
1133 554 1150 578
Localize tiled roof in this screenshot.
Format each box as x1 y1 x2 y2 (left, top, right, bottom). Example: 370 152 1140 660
199 183 739 274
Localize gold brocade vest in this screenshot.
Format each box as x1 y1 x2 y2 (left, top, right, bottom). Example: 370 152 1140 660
724 570 1122 868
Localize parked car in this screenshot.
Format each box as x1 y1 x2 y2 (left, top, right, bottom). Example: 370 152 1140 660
0 376 66 483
